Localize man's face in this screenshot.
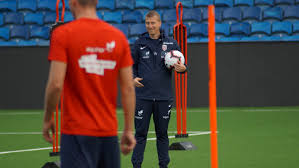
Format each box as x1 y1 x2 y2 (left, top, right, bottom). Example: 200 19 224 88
145 15 161 36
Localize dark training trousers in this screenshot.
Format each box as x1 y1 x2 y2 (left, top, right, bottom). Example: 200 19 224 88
131 99 172 168
60 134 120 168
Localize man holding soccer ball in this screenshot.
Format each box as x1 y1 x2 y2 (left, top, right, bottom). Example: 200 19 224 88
131 10 187 168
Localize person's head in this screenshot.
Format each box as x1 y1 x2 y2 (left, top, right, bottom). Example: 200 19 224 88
145 11 162 39
69 0 98 19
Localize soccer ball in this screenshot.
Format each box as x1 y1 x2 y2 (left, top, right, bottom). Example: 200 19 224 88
164 50 185 69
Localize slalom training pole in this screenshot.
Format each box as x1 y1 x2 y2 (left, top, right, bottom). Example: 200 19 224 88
208 5 219 168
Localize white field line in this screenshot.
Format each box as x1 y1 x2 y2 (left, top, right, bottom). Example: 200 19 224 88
0 108 298 116
0 131 204 135
0 131 211 155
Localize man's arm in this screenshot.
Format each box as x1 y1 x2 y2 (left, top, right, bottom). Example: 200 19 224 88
173 40 187 73
118 66 136 155
43 61 67 143
131 41 144 87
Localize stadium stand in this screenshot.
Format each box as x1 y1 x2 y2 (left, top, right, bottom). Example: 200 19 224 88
0 0 299 45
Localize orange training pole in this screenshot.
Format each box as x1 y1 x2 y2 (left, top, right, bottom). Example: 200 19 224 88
208 5 219 168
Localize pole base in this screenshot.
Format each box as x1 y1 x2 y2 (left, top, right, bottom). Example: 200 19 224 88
49 152 60 157
175 134 189 138
42 161 60 168
169 142 197 150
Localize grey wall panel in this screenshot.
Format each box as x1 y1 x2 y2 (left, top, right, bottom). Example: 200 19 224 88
0 42 298 109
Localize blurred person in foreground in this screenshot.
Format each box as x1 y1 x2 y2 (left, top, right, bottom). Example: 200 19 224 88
42 0 136 167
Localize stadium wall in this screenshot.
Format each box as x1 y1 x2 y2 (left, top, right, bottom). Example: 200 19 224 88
0 42 298 109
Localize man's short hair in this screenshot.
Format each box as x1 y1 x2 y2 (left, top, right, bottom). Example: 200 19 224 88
145 10 161 21
77 0 97 7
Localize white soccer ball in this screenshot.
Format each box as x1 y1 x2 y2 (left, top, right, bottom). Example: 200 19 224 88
164 50 185 69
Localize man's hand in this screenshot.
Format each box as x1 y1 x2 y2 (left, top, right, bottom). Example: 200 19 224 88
120 131 136 155
43 119 55 144
134 77 144 87
174 60 186 72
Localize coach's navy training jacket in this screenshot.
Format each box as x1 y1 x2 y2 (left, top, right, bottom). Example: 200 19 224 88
132 30 183 100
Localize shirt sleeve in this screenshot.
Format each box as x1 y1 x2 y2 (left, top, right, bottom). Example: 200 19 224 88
131 41 139 78
118 35 134 69
48 27 68 63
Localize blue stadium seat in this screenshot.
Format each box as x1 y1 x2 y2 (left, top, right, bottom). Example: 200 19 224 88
272 21 292 36
230 22 251 36
169 24 190 37
161 24 170 36
123 11 143 23
222 7 242 24
215 0 233 7
18 0 37 11
155 0 173 9
296 0 299 4
14 39 37 46
284 6 299 21
183 8 202 23
64 12 74 22
255 0 274 8
24 13 44 25
136 0 154 9
59 0 71 11
215 23 230 37
0 14 3 26
44 12 57 24
113 24 129 37
0 0 16 12
96 11 103 19
103 11 122 24
274 0 294 6
194 0 213 7
30 26 50 39
36 39 49 46
202 8 223 22
0 27 10 40
175 0 193 8
0 39 17 46
163 9 177 22
263 7 283 21
129 24 146 37
115 0 134 10
234 0 254 6
250 22 271 36
4 12 23 25
97 0 115 10
10 25 30 40
293 21 299 35
37 0 56 11
242 7 261 23
190 23 208 37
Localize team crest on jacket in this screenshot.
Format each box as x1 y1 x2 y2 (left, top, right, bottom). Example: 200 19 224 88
162 44 167 51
